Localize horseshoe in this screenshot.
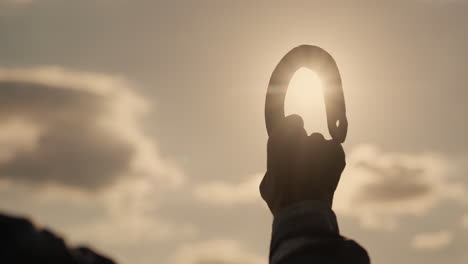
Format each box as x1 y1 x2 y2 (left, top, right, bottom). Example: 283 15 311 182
265 45 348 143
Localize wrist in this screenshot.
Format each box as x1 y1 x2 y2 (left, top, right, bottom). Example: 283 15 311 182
270 200 340 261
272 196 333 216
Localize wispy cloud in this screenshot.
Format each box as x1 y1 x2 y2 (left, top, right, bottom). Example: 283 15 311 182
334 145 467 229
1 0 34 4
194 173 263 205
0 67 184 190
171 239 264 264
461 213 468 229
411 230 454 250
0 66 191 260
194 144 468 231
416 0 465 3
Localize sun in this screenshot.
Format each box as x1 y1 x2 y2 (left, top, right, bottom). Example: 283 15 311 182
285 67 329 136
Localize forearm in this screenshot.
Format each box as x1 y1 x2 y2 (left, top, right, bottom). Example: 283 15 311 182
270 200 369 264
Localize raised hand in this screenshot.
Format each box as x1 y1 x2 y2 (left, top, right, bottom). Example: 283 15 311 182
260 114 346 215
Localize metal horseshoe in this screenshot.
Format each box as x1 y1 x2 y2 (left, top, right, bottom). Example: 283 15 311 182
265 45 348 143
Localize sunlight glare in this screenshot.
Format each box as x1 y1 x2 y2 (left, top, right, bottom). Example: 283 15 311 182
285 67 329 137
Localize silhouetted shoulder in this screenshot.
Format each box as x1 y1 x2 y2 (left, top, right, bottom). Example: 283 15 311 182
0 213 116 264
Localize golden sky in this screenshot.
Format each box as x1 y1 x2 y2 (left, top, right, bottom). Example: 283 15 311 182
0 0 467 263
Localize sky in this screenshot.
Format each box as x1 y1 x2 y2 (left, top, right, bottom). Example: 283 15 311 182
0 0 467 263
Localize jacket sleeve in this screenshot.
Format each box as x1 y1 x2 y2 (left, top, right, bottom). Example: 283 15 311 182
269 200 370 264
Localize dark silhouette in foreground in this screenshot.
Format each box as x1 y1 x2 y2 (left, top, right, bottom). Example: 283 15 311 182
0 213 115 264
260 115 370 264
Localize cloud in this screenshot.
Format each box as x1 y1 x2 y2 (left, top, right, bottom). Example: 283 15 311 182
0 119 41 163
334 145 467 229
416 0 464 3
1 0 34 4
193 173 263 205
461 214 468 229
0 174 199 264
193 144 467 230
192 144 468 231
170 239 264 264
0 66 194 260
411 231 454 250
0 67 184 191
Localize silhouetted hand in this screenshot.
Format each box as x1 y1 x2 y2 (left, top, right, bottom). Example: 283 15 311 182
260 114 346 215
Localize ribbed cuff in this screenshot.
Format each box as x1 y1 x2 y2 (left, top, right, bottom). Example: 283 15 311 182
270 200 340 261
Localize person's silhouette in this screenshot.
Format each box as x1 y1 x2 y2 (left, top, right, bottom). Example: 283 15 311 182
260 114 370 264
0 213 115 264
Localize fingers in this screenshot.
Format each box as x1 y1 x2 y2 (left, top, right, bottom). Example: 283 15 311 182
285 114 305 129
308 132 325 143
307 132 342 153
259 172 270 203
306 132 326 153
330 139 345 158
266 115 307 187
322 138 346 169
270 114 307 139
306 133 345 166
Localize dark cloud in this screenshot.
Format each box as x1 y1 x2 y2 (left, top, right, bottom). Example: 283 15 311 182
0 68 185 191
0 81 104 120
334 145 467 229
0 81 134 190
355 162 432 202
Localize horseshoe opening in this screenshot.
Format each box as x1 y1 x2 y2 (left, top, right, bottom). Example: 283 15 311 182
285 67 328 136
265 45 348 142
